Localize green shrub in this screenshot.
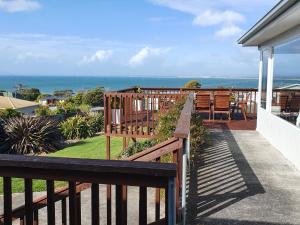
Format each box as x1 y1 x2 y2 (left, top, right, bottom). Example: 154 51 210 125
60 114 104 140
0 122 9 153
35 106 52 116
2 117 63 154
118 139 157 159
0 109 21 119
86 113 104 136
60 115 89 140
190 112 209 157
67 92 84 105
155 98 186 142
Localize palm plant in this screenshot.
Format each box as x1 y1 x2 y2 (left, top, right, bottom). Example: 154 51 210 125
0 120 9 153
3 117 63 154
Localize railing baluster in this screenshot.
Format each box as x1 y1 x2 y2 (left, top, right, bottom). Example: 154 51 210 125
76 192 81 225
147 95 150 135
91 183 100 225
69 181 77 225
33 210 38 225
4 177 12 225
20 217 24 225
167 178 176 225
116 185 127 225
139 187 147 225
47 180 55 225
62 198 67 225
25 178 33 225
155 158 161 221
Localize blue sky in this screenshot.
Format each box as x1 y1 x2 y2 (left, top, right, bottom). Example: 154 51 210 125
0 0 279 77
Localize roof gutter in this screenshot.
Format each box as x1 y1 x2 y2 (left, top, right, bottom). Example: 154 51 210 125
238 0 298 45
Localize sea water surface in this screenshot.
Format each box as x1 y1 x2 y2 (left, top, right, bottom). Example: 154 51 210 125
1 75 299 94
0 75 260 93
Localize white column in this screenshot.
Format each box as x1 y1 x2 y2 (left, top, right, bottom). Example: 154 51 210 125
266 47 274 112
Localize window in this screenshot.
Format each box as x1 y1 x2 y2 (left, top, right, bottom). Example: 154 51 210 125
272 37 300 128
261 50 269 109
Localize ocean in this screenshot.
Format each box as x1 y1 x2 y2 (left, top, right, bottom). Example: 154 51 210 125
0 75 298 94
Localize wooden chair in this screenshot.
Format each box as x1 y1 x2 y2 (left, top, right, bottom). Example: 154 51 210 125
213 91 231 121
289 95 300 112
195 91 212 120
236 93 250 121
279 94 289 112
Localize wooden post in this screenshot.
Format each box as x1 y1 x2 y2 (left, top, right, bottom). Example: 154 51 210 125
106 136 111 225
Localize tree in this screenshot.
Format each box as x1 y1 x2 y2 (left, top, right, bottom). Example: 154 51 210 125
19 88 41 101
82 87 104 107
69 92 84 105
184 80 201 88
53 89 73 98
37 94 52 102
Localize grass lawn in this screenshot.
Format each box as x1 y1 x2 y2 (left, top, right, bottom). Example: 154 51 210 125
0 136 124 194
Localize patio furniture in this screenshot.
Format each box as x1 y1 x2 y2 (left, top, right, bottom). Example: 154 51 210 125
289 95 300 112
279 94 289 112
195 91 212 120
213 91 231 121
236 93 250 121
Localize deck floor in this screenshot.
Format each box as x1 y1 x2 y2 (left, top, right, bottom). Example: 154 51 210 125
186 129 300 225
202 113 257 131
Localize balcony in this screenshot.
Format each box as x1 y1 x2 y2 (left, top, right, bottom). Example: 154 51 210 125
1 87 300 225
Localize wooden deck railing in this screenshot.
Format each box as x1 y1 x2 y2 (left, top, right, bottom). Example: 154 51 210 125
121 94 194 224
104 87 258 138
0 155 177 225
104 92 187 138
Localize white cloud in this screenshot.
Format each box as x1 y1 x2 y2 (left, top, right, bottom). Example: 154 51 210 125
193 10 244 26
0 0 41 13
79 50 113 65
129 47 169 66
16 51 50 60
215 24 243 38
149 0 276 38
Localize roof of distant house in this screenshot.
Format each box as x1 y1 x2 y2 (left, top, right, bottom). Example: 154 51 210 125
0 96 39 110
278 83 300 90
238 0 300 46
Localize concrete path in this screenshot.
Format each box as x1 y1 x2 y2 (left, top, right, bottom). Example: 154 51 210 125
186 129 300 225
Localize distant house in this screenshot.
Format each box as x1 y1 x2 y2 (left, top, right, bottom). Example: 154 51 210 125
278 84 300 90
0 96 39 116
39 96 66 106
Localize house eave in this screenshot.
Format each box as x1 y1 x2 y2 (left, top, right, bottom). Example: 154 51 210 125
238 0 299 46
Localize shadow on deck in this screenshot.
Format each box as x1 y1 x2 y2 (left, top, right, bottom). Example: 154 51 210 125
186 129 265 225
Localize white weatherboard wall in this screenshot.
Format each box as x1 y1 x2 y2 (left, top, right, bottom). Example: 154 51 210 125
254 22 300 171
257 108 300 170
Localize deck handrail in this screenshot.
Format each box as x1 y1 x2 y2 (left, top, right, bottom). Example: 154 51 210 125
0 155 177 225
174 94 194 139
